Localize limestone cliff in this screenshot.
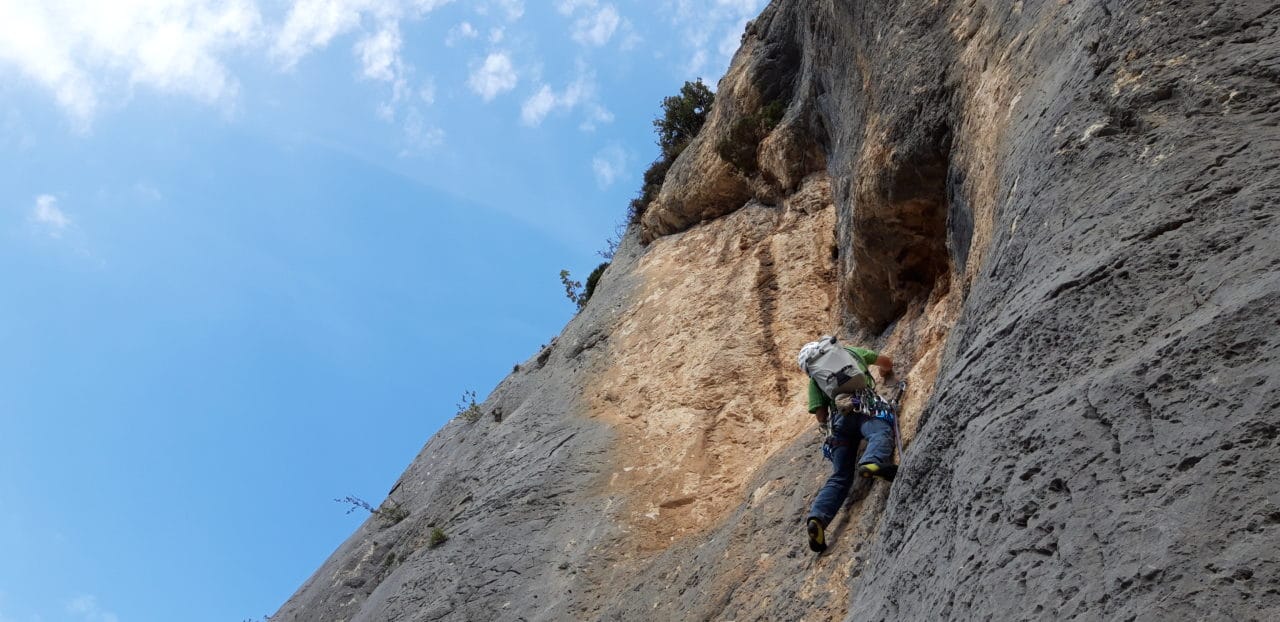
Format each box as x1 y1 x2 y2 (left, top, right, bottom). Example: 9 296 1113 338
275 1 1280 620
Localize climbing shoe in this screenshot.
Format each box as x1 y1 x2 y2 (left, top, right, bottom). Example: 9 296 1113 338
807 518 827 553
857 462 898 482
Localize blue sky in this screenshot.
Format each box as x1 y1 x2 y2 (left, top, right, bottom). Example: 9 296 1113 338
0 1 764 620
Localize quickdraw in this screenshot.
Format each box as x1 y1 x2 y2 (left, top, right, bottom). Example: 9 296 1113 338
821 381 908 462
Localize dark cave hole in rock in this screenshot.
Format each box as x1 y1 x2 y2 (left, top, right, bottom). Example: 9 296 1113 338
847 126 963 332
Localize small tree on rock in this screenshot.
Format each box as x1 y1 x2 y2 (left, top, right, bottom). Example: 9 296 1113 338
630 79 716 225
654 78 715 158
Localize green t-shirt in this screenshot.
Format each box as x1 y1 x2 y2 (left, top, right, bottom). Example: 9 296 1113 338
807 346 880 413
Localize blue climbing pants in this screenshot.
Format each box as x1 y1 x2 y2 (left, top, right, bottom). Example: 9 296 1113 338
808 412 895 525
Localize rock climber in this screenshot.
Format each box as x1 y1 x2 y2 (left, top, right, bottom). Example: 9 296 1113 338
796 337 896 553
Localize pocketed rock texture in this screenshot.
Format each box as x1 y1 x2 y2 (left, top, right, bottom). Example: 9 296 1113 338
275 1 1280 620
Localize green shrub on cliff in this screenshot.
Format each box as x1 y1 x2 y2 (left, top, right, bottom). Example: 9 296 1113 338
456 390 482 423
559 262 610 311
429 527 448 548
654 79 715 156
716 100 785 174
583 262 609 304
628 79 715 225
335 495 410 526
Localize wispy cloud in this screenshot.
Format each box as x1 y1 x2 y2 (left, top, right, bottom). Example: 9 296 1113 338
276 3 447 150
521 86 558 126
477 0 525 22
445 21 478 47
555 0 595 14
468 52 518 101
520 66 612 129
399 107 445 156
592 144 628 188
665 0 765 76
556 1 629 47
135 182 163 201
273 0 453 70
572 5 620 46
67 594 118 622
0 0 463 128
356 24 401 81
0 0 263 128
277 0 452 130
30 194 71 238
418 78 436 105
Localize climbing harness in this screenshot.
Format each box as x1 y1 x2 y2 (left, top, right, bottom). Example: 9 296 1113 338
821 429 850 461
820 380 909 463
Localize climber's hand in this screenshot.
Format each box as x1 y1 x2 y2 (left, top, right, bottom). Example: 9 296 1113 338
812 417 830 438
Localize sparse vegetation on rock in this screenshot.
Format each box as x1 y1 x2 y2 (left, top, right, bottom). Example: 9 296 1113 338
560 262 609 311
429 527 447 548
559 269 583 308
583 262 608 305
276 2 1280 621
716 100 785 174
628 79 715 225
455 390 482 423
334 495 410 526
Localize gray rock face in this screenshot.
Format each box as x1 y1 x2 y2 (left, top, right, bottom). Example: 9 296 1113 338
802 0 1280 619
275 0 1280 620
271 232 647 622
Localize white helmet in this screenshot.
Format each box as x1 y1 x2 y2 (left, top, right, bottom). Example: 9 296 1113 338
797 340 824 372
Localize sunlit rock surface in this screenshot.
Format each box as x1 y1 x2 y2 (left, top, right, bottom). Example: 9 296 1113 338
275 1 1280 620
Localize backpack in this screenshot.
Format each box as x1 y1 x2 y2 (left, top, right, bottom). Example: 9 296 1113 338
800 336 869 399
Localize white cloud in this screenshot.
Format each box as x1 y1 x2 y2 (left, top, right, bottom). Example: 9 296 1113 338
274 0 454 69
618 24 643 51
0 0 263 127
0 0 465 127
399 107 445 155
592 144 628 188
488 27 505 44
665 0 765 77
571 5 621 46
556 0 596 15
687 48 709 76
274 0 361 68
580 104 614 131
67 594 118 622
557 1 626 47
503 0 525 20
31 194 70 238
519 68 610 129
418 78 436 105
275 1 455 127
445 21 478 47
467 52 518 101
521 86 557 126
486 0 527 21
356 24 401 81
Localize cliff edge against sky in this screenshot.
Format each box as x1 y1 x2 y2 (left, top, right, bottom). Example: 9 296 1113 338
275 1 1280 620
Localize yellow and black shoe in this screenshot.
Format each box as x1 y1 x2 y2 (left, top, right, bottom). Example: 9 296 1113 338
807 518 827 553
857 462 898 482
